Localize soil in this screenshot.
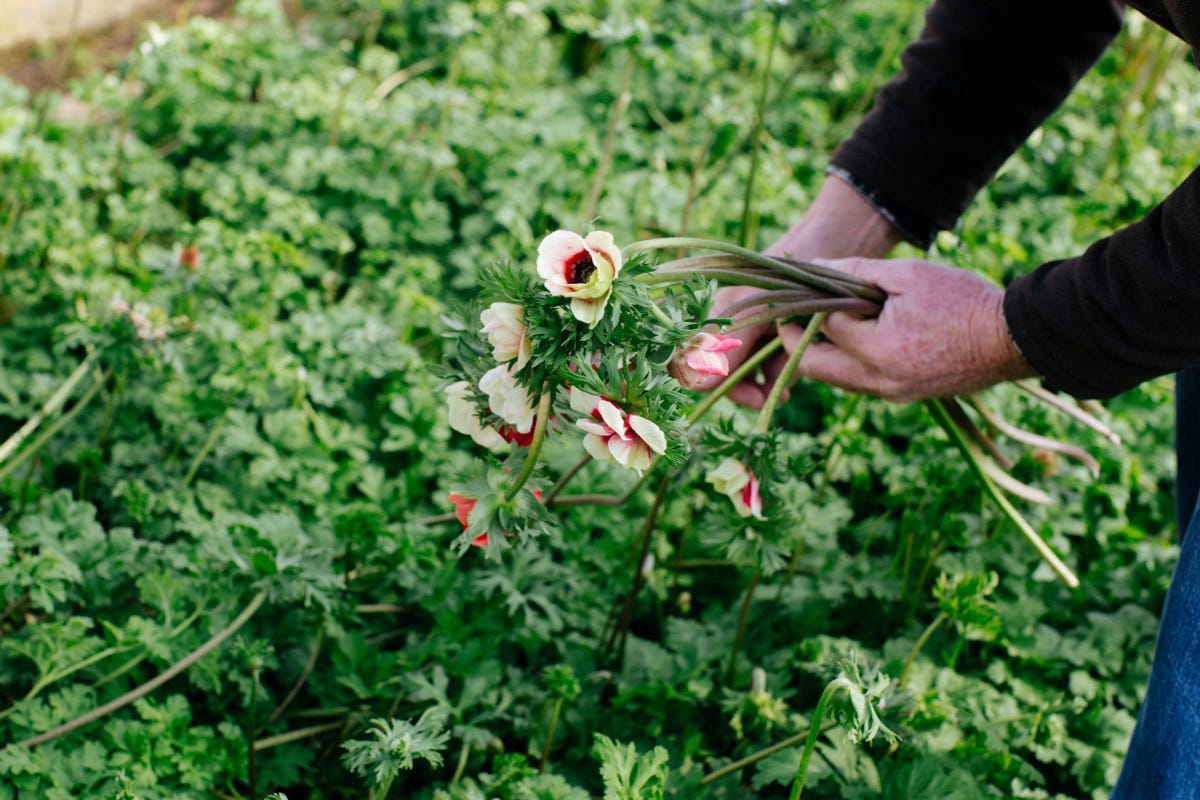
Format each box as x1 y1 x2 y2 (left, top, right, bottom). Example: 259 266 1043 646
0 0 238 94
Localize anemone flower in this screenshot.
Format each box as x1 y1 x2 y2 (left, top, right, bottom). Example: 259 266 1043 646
706 457 765 519
480 301 531 368
536 230 622 327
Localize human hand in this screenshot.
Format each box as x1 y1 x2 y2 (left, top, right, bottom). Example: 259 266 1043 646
674 173 903 407
788 257 1036 402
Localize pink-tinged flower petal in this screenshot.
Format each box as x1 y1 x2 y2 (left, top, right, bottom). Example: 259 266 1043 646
627 414 667 455
684 348 733 376
595 397 629 439
450 492 489 546
569 388 600 415
675 332 742 378
607 414 666 474
582 430 615 462
705 457 765 519
692 332 741 353
537 230 588 292
536 229 623 328
480 302 531 368
741 473 765 520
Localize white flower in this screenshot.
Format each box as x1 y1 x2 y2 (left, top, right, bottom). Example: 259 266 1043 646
445 381 506 449
705 457 764 519
480 302 531 368
536 230 623 327
479 365 536 434
570 389 666 474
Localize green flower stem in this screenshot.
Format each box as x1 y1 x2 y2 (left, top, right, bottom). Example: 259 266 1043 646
0 367 110 485
647 299 676 327
963 394 1099 477
182 417 224 488
740 4 783 248
1014 379 1121 447
543 455 592 504
452 741 472 784
687 336 783 426
790 677 854 800
899 611 948 688
639 267 800 292
0 351 98 470
503 387 554 503
726 299 876 333
926 398 1080 588
725 567 762 684
581 49 635 228
539 697 564 773
701 721 837 786
253 721 345 752
756 313 827 434
5 590 269 751
624 238 885 302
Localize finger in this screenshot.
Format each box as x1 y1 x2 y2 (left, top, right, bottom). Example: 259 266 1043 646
725 381 769 409
816 309 878 351
795 340 883 396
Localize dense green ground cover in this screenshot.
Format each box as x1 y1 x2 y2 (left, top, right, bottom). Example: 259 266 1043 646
0 1 1197 797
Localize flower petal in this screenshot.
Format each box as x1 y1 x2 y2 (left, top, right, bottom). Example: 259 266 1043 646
627 414 667 455
537 230 588 290
684 347 732 376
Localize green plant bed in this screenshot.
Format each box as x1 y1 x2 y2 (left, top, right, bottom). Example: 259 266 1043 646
0 1 1193 798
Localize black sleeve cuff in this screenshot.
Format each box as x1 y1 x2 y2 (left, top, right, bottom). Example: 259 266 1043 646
826 164 939 250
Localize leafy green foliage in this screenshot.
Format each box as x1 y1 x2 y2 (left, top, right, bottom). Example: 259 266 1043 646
0 0 1192 797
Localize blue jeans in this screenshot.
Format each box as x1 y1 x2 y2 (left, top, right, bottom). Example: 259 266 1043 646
1177 368 1200 539
1110 369 1200 797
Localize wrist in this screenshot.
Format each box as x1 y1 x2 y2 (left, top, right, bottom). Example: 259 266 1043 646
766 173 905 260
986 289 1037 384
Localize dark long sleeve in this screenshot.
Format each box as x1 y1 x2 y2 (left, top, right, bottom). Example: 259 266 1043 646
830 0 1200 397
831 0 1123 231
1004 169 1200 397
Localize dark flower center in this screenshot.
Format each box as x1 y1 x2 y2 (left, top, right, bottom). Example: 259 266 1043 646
569 254 597 284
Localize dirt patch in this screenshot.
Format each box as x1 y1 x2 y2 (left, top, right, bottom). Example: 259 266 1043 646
0 0 237 94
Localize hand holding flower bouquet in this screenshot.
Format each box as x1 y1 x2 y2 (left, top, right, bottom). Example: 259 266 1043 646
441 230 1118 588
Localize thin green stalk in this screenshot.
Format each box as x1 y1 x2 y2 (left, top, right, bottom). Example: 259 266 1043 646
503 387 554 502
581 50 635 227
701 721 837 785
639 267 800 292
543 455 592 504
625 238 885 302
756 313 827 434
4 590 268 751
899 611 947 688
0 351 97 469
452 740 472 784
248 661 261 800
725 567 762 684
601 475 670 659
0 367 109 485
182 419 224 488
740 7 783 247
254 721 344 751
926 398 1079 588
687 337 783 426
790 678 853 800
539 698 564 773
